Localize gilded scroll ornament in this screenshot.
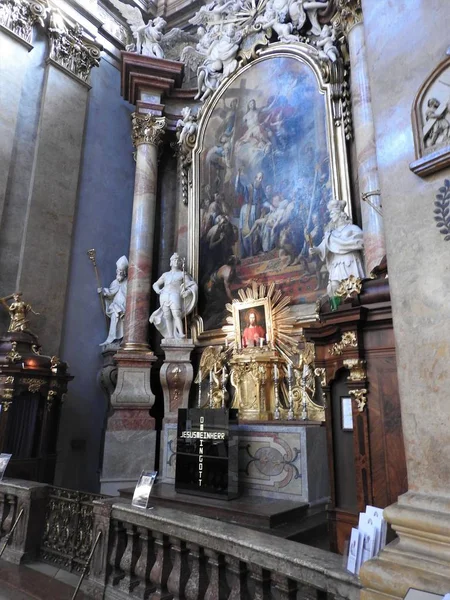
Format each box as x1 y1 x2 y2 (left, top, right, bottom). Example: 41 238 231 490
349 387 367 412
131 114 166 147
0 0 48 44
47 390 57 411
343 358 366 381
7 342 21 363
0 376 14 385
335 275 363 300
50 356 61 373
23 378 46 393
334 0 362 36
1 400 12 411
330 331 357 355
47 13 101 84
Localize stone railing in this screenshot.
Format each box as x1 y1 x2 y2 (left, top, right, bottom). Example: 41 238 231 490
0 479 48 564
87 499 361 600
0 480 361 600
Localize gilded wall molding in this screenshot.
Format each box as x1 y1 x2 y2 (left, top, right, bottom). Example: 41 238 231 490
349 387 367 412
343 358 366 381
330 331 358 355
334 0 362 36
131 113 166 147
0 0 48 45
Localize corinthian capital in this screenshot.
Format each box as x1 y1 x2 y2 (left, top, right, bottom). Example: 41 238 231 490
131 113 166 147
334 0 362 36
0 0 48 45
47 12 101 84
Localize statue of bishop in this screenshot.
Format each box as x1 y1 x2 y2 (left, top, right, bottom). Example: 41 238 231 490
99 256 128 346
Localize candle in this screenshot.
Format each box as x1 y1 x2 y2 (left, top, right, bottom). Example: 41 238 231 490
274 364 279 381
259 337 263 348
225 338 228 349
288 364 292 379
209 369 213 383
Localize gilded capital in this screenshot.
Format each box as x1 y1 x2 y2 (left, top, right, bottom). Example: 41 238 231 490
0 0 48 45
334 0 363 36
131 113 166 147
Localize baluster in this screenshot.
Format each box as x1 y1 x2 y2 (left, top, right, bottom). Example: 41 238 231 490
135 526 156 599
167 536 190 600
225 556 250 600
271 573 298 600
0 493 6 537
204 549 228 600
108 519 127 586
247 564 271 600
185 543 208 600
149 531 172 599
118 522 139 594
2 494 16 535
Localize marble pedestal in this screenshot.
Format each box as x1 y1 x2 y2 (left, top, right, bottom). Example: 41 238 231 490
361 492 450 598
161 421 329 504
101 350 157 495
159 339 194 484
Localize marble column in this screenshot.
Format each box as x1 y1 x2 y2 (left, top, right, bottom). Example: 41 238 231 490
340 0 385 275
103 114 165 495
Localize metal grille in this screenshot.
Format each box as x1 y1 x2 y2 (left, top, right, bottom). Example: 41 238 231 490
39 486 106 572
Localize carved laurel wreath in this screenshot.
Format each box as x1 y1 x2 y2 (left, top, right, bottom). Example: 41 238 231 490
434 179 450 241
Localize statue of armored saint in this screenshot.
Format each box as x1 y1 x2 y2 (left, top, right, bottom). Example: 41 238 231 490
98 256 128 346
150 253 198 339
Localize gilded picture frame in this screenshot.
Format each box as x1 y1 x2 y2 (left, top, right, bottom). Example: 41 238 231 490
232 297 272 349
189 43 352 345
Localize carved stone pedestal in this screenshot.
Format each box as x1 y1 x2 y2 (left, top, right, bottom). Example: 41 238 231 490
100 350 157 495
160 339 195 422
360 492 450 598
159 339 194 483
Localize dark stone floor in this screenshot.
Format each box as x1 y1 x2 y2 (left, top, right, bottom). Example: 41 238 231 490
0 560 89 600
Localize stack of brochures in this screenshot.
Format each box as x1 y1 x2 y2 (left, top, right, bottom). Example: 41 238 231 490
347 505 387 575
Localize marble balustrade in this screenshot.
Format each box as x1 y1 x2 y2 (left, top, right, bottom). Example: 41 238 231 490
87 499 361 600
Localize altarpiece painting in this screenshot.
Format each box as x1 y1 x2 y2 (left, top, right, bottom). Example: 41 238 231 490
189 45 351 341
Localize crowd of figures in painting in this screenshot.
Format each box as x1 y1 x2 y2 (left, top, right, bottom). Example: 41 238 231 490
198 56 332 330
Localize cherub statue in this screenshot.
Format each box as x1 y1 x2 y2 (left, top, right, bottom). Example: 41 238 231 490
316 23 339 62
256 8 300 43
194 24 242 102
310 199 365 297
302 0 329 36
0 292 39 333
109 0 166 58
98 256 128 347
149 253 198 340
176 107 198 149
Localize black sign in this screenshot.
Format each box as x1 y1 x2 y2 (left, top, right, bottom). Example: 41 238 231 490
175 408 239 500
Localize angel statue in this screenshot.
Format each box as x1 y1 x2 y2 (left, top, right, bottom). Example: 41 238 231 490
176 107 198 149
150 253 198 340
316 23 339 62
0 292 39 334
109 0 166 58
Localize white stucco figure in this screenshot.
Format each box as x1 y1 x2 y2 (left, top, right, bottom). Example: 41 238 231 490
99 256 128 346
176 107 198 148
195 24 242 102
256 8 300 43
310 200 365 297
149 253 198 339
316 24 339 62
109 0 167 58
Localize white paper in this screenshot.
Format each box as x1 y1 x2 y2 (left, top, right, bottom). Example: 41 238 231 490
347 528 361 574
358 513 376 571
366 505 387 551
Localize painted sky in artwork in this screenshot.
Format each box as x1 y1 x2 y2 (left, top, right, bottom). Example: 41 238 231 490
198 56 332 331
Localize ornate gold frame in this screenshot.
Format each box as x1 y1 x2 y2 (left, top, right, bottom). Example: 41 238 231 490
232 297 273 349
189 43 352 345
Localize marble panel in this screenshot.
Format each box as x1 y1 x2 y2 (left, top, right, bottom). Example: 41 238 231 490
17 64 89 356
0 31 30 226
101 428 157 496
159 422 328 502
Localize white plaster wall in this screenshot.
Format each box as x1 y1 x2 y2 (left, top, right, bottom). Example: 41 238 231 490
362 0 450 495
